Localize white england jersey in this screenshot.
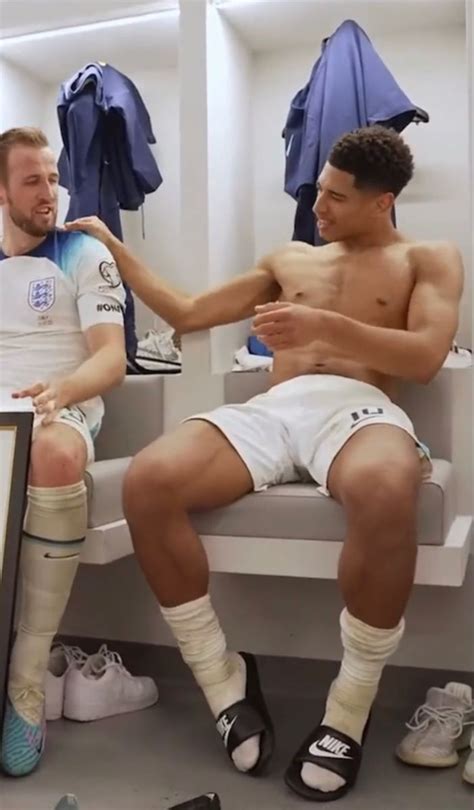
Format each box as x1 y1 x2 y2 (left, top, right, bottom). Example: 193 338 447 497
0 229 125 434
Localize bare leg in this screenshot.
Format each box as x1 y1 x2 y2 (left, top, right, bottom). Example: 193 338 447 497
123 420 266 773
123 420 253 606
329 425 421 628
298 425 421 796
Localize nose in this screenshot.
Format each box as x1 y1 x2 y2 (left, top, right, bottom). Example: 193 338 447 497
37 179 56 202
313 192 326 217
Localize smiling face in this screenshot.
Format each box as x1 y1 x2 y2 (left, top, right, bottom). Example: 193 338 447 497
313 162 394 243
0 144 59 237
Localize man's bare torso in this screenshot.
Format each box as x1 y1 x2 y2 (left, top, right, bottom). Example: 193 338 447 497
269 237 418 398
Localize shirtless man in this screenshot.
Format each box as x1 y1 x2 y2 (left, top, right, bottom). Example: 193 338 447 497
66 126 464 802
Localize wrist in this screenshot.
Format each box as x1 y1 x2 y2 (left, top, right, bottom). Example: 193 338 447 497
56 378 74 409
316 308 336 339
105 232 120 253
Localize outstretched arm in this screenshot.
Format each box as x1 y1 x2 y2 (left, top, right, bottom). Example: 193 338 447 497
65 217 281 333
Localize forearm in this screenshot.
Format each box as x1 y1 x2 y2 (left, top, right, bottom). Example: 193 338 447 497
56 347 126 408
104 235 193 331
324 312 439 382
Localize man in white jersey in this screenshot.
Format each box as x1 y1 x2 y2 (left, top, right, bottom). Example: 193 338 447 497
0 127 126 776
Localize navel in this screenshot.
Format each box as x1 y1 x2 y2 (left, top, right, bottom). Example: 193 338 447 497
376 297 388 306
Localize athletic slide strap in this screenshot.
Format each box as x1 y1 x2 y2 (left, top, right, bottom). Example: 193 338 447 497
285 717 371 802
215 652 274 776
169 794 221 809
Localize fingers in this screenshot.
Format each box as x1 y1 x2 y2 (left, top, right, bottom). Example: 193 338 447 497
255 301 292 314
41 409 59 426
258 335 290 351
253 310 289 328
33 394 55 414
12 381 47 399
64 217 98 231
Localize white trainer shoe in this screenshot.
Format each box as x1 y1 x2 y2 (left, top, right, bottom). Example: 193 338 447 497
463 729 474 785
63 644 159 722
45 644 89 721
396 682 474 768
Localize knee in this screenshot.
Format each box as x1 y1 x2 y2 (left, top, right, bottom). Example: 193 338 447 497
123 445 182 520
338 458 421 524
30 433 85 486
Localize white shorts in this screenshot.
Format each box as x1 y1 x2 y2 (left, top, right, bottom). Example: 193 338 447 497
33 403 101 464
186 375 432 495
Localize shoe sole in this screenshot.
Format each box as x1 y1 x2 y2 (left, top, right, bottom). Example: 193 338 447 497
63 693 158 722
396 745 459 768
463 765 474 785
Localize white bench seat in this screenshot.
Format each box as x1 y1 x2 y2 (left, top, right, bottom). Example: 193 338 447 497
82 368 472 587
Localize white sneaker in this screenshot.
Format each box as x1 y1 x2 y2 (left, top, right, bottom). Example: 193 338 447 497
463 729 474 785
136 329 181 367
396 682 474 768
45 644 89 721
63 644 159 722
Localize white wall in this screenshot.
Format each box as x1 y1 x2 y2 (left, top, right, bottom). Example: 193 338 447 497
0 58 46 132
41 68 180 338
253 26 472 348
206 5 254 372
0 59 47 240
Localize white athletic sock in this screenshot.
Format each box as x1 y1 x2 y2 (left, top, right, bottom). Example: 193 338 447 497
160 594 260 772
9 483 87 725
302 608 405 794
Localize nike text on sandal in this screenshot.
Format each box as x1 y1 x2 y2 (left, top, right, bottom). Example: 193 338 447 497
215 651 274 776
284 718 371 802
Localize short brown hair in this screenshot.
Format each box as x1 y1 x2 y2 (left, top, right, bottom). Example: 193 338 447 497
0 127 49 183
329 125 414 198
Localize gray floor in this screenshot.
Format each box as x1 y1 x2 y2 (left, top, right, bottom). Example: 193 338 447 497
1 640 473 810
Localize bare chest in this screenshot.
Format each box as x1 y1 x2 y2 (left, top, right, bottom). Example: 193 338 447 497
274 250 415 327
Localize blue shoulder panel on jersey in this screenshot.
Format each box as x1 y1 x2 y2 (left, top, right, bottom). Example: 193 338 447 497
11 229 94 278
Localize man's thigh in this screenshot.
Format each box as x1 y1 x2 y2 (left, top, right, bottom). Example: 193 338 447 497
327 424 422 506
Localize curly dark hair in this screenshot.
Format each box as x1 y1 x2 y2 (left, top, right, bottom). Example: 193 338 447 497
328 125 414 197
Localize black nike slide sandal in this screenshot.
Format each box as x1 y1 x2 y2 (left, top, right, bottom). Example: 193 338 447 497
284 716 371 802
169 794 221 809
215 651 274 776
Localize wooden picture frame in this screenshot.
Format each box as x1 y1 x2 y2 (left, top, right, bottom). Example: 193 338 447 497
0 412 33 730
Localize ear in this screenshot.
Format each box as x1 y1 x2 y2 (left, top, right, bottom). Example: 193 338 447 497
376 192 394 214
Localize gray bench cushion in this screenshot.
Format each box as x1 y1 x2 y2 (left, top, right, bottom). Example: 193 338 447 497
85 457 454 546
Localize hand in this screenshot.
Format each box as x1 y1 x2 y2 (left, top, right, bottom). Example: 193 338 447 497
64 216 114 247
252 301 324 351
12 381 67 425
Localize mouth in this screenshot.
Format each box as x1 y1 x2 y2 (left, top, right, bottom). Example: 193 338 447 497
317 219 332 230
35 207 54 216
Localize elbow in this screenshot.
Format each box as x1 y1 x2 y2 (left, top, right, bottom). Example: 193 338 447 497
175 299 201 334
116 357 127 385
414 352 445 385
111 354 127 388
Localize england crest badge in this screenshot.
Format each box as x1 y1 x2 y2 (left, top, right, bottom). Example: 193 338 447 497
28 277 56 312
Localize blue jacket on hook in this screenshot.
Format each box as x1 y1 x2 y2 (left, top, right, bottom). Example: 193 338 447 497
283 19 425 245
57 63 163 358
